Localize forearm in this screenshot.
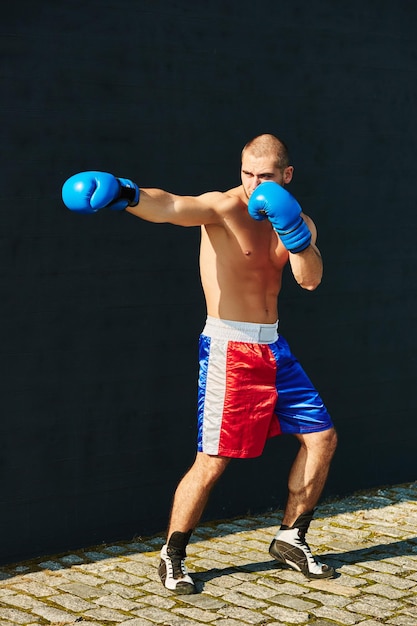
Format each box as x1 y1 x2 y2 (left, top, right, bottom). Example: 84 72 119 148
126 188 217 227
289 243 323 290
125 188 177 224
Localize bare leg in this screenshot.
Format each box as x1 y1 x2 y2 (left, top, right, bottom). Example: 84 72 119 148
159 452 231 594
167 451 231 539
268 427 338 579
282 427 337 526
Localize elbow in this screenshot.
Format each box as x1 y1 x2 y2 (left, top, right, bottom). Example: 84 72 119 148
299 275 322 291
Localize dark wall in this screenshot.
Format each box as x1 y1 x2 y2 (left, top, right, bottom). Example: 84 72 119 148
1 0 416 564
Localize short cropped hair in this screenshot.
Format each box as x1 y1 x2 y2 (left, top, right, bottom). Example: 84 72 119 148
242 134 291 169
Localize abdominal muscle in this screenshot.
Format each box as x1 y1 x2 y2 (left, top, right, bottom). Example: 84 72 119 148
200 221 288 324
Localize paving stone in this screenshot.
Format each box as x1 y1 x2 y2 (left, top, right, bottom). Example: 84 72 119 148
358 619 396 626
232 580 280 599
101 569 150 586
37 560 63 571
0 608 33 626
84 606 133 621
305 590 350 607
31 604 77 622
136 606 199 624
347 598 399 619
361 582 413 599
307 578 362 595
56 581 110 598
118 617 155 626
212 618 245 626
57 569 107 586
259 579 310 596
173 606 222 622
402 604 417 617
59 553 86 565
362 571 416 589
218 603 273 623
0 593 52 611
0 607 34 624
5 579 56 597
309 604 360 624
388 616 417 626
0 481 416 626
220 590 267 609
93 592 141 611
264 604 311 623
49 591 95 611
101 582 146 598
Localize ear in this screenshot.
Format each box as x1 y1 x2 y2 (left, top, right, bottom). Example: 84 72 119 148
283 166 294 184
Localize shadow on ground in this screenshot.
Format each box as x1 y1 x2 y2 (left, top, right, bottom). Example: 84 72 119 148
1 482 415 580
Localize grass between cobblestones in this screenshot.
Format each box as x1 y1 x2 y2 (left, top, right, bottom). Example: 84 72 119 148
0 482 416 625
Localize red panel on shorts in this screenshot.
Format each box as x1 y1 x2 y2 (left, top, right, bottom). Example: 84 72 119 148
217 342 282 458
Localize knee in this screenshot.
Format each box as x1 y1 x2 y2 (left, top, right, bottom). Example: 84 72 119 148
330 427 338 449
192 453 229 488
323 428 338 458
299 427 337 460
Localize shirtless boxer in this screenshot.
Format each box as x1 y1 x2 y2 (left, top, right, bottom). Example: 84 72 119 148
62 134 338 595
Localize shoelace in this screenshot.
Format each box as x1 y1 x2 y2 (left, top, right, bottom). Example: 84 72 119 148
166 547 188 579
295 531 322 568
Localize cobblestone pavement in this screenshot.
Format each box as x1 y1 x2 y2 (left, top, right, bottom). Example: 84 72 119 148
0 482 416 626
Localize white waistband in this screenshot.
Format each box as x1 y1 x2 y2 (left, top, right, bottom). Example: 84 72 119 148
202 316 279 344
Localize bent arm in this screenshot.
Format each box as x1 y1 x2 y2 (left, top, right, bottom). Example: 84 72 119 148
126 188 222 227
288 214 323 290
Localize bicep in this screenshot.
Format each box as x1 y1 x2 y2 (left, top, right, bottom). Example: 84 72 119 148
172 193 222 226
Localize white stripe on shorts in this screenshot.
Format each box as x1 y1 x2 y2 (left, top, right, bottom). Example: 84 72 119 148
202 337 227 454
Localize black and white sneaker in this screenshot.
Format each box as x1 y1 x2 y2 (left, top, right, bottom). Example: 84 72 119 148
269 511 335 580
158 544 196 594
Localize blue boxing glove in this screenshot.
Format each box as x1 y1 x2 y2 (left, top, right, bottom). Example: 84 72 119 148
62 171 140 214
248 181 311 253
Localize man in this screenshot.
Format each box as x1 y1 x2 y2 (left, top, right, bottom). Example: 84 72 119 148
62 133 338 595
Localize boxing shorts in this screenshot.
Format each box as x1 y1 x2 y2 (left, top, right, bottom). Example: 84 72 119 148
197 316 333 458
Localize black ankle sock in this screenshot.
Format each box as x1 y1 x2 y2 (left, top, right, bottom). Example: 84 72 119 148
280 509 315 531
167 530 193 553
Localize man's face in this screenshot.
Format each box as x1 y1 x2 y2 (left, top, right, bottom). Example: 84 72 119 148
241 151 293 199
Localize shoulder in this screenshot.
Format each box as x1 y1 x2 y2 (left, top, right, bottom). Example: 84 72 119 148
198 185 246 214
183 185 247 227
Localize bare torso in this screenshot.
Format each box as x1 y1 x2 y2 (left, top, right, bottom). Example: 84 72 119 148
199 185 289 324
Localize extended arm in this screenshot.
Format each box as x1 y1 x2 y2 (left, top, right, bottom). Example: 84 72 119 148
125 188 219 227
61 170 221 227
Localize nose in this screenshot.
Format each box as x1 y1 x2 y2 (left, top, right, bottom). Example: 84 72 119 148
249 177 262 193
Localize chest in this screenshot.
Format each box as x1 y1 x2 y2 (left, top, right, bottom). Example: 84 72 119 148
202 217 289 271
